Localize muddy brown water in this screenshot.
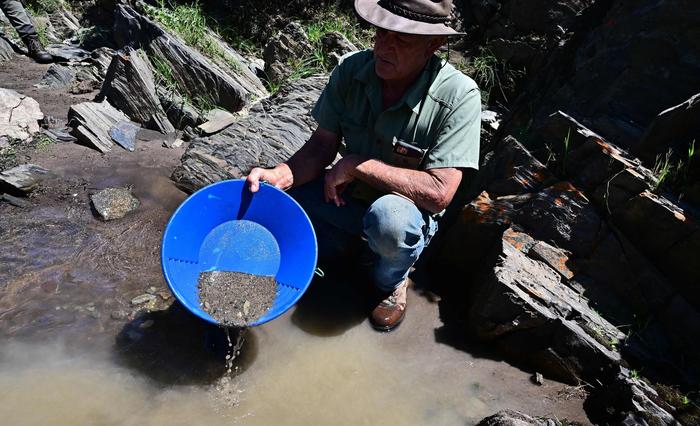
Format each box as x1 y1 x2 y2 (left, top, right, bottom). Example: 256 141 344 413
0 57 592 424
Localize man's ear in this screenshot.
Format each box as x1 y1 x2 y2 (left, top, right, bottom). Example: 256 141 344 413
426 36 447 58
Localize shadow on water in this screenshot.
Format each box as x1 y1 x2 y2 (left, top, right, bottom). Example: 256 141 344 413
113 302 258 386
290 265 372 337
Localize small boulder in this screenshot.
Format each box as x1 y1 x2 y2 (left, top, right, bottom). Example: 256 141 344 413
197 109 236 135
90 187 140 220
320 32 357 68
0 89 44 143
0 164 53 193
68 100 130 152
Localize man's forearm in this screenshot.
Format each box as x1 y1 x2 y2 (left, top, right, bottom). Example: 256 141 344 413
285 135 338 188
351 158 459 213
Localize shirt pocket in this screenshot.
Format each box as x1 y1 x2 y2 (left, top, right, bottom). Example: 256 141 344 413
390 137 428 170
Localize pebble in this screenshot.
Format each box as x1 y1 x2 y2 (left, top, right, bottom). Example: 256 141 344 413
532 372 544 386
111 310 129 320
131 294 156 305
146 286 157 295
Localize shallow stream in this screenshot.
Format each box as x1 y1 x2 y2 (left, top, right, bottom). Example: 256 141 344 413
0 142 590 425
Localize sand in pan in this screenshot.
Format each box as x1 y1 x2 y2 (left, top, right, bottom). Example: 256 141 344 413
198 271 278 327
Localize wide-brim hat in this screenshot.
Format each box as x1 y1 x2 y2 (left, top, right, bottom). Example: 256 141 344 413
355 0 465 36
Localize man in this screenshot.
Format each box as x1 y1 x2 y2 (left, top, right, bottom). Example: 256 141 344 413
1 0 52 63
246 0 480 331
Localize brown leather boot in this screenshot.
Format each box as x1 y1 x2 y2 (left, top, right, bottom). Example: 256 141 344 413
370 279 408 332
24 36 52 64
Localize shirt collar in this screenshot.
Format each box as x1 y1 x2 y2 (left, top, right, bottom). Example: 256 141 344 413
356 53 441 115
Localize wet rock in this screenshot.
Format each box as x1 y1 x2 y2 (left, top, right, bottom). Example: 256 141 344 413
1 193 30 207
68 100 130 152
197 108 236 135
99 47 174 134
468 239 623 384
0 89 44 143
476 409 561 426
531 372 544 386
91 187 140 221
321 31 357 68
113 5 267 112
172 76 327 192
45 44 91 62
263 22 314 84
0 164 54 192
109 121 141 152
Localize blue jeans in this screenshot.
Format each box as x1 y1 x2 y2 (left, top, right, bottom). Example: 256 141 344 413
288 177 438 292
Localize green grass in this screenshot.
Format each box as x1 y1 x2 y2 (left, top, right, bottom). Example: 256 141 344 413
457 48 526 105
25 0 62 15
652 140 696 192
143 1 241 72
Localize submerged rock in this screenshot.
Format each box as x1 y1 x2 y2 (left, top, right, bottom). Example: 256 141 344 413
90 187 140 220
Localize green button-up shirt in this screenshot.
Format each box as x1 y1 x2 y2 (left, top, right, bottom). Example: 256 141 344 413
312 49 481 172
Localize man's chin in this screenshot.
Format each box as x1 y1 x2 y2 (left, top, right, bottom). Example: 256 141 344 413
374 62 396 80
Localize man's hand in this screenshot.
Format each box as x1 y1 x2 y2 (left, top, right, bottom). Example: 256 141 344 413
324 154 365 206
246 163 293 193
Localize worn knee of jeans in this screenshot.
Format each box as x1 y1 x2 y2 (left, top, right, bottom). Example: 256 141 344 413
363 195 426 289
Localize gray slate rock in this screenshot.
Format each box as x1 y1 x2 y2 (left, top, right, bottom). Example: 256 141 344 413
68 100 131 152
45 44 91 62
321 31 357 68
1 193 31 207
113 5 267 113
91 187 140 220
158 87 201 130
0 36 13 62
90 47 116 78
36 64 75 89
263 22 314 84
0 164 53 192
197 108 236 135
469 238 623 384
109 121 141 152
0 89 44 143
99 47 174 133
172 76 327 193
476 409 560 426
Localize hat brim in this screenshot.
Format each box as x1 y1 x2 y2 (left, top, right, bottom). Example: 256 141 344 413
355 0 465 36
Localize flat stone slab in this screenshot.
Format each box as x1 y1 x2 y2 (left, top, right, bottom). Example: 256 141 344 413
68 100 130 152
45 44 91 62
0 89 44 142
90 187 140 220
0 164 53 192
197 108 236 135
109 121 141 152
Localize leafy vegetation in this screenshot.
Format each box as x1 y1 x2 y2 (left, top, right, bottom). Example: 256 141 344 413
457 48 526 105
143 0 241 71
652 140 697 193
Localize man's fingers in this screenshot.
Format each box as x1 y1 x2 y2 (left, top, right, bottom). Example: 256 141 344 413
246 168 264 193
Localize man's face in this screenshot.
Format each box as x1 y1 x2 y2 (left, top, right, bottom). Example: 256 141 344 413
373 28 444 82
